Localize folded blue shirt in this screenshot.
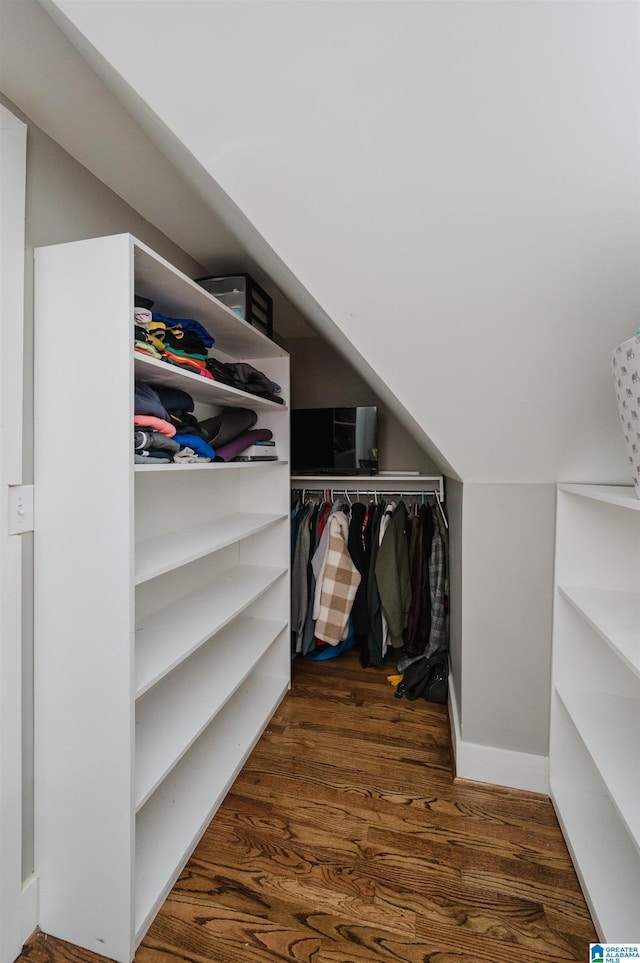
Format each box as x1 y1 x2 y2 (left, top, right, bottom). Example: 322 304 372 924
175 433 216 460
151 313 215 347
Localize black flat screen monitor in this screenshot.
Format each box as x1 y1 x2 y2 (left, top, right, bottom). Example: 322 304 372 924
291 406 378 475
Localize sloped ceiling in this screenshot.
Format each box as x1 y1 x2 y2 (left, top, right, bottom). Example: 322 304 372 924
11 0 640 481
0 0 316 339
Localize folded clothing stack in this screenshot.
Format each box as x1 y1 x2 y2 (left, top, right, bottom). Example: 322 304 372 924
133 298 284 405
215 428 274 461
134 382 216 463
198 408 275 461
133 385 278 465
205 359 285 404
133 296 216 380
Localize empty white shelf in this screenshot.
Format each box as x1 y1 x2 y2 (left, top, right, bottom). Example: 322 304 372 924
134 671 288 943
558 585 640 677
135 618 286 809
135 563 286 696
135 512 285 584
551 781 640 941
556 686 640 846
558 484 640 511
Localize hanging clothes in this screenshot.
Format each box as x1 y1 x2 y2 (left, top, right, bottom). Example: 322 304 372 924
290 488 449 668
404 504 434 656
366 500 386 668
347 501 369 649
377 501 395 658
291 501 316 651
375 500 412 650
314 510 361 646
425 506 448 657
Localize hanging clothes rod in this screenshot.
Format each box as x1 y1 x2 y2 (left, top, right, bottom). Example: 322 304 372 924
290 474 444 499
290 484 448 528
291 488 440 497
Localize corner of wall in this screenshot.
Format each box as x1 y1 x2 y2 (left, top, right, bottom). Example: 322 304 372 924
448 671 549 795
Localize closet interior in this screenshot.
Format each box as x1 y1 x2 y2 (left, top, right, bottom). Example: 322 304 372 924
289 475 449 684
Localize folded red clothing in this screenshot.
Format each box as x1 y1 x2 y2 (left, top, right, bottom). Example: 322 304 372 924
133 415 177 437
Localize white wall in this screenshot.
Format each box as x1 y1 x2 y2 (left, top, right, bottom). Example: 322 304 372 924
48 0 640 484
445 478 463 707
285 337 439 474
0 101 30 962
461 483 556 756
0 89 208 891
0 0 315 341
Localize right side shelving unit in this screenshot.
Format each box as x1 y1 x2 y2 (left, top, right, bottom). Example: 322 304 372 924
550 484 640 941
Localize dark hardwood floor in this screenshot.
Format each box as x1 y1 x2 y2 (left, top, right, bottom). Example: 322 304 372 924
20 649 597 963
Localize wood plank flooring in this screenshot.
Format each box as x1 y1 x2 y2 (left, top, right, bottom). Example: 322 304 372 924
19 650 597 963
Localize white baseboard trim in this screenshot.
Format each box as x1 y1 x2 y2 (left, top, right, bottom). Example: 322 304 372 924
20 873 39 947
448 673 549 795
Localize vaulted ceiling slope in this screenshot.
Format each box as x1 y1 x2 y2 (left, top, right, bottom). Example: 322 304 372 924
14 1 640 481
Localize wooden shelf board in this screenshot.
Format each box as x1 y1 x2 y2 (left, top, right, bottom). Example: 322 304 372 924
134 673 289 944
135 512 286 584
558 585 640 678
135 563 286 697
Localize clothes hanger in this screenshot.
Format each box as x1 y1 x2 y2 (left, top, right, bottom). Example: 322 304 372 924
435 490 449 529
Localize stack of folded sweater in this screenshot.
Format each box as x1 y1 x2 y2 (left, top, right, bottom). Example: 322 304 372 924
134 383 217 464
133 298 216 380
133 384 278 465
133 296 285 404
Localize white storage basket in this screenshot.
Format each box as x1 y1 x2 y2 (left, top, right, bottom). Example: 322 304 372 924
612 333 640 497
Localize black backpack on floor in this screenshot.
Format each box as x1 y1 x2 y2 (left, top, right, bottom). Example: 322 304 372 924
397 653 448 704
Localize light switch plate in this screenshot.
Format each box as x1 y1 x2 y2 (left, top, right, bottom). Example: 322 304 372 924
8 485 34 534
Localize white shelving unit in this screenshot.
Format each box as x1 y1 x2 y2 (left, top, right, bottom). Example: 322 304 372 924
34 234 291 963
550 484 640 942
